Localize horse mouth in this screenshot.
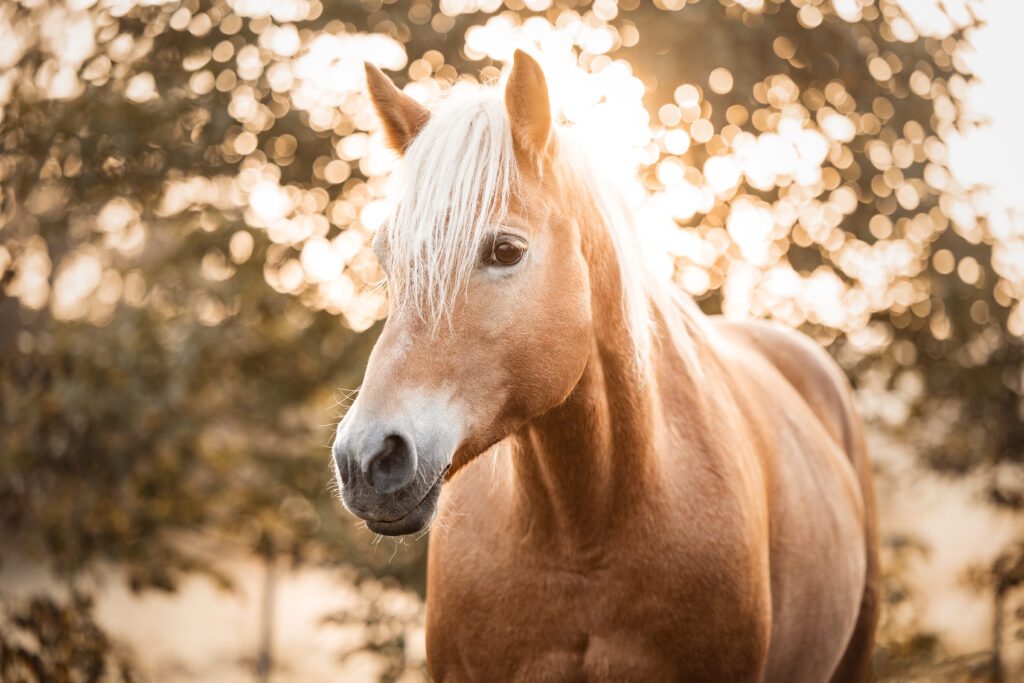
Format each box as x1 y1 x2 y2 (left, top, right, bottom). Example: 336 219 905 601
365 467 447 536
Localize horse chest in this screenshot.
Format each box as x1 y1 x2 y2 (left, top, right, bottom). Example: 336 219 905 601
427 568 680 681
426 536 768 682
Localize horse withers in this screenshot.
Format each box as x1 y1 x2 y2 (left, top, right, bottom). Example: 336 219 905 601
331 51 879 682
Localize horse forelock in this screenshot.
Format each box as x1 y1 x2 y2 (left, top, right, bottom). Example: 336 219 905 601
383 89 519 329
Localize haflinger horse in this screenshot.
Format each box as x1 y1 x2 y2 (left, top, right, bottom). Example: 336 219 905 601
332 50 879 682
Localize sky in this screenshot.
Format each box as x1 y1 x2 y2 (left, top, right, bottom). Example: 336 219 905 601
949 1 1024 219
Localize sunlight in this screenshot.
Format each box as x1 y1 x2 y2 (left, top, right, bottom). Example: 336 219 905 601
0 0 1017 348
43 1 977 337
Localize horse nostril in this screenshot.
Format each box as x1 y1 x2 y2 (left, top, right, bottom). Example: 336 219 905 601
333 442 351 485
365 434 415 495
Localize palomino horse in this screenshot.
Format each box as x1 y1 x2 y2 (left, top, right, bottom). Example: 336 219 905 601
332 51 879 682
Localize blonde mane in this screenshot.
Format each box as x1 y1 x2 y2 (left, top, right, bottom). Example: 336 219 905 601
381 86 705 376
384 89 516 326
556 129 707 376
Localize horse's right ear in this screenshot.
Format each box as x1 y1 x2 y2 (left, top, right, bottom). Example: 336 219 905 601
364 63 430 154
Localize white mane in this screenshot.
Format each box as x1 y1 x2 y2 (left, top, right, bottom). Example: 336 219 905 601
557 130 707 376
381 86 705 376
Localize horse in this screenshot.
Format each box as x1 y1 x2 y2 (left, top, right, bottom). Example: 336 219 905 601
332 50 879 682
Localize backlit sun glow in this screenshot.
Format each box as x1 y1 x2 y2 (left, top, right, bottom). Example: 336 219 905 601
1 0 1019 343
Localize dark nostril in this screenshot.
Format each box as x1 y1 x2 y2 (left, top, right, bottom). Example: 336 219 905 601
364 433 415 495
333 445 351 485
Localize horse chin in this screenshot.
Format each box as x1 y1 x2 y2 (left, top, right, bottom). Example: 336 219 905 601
365 470 445 536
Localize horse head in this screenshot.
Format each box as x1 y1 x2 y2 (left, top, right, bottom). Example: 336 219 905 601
332 52 595 535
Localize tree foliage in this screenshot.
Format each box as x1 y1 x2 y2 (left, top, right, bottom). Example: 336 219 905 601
0 593 138 683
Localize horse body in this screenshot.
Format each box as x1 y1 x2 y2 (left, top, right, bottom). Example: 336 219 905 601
426 267 871 683
335 52 879 682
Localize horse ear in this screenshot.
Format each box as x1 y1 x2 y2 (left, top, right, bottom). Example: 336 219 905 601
505 50 553 172
365 63 430 154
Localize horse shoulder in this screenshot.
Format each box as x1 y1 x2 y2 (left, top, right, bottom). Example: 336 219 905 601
426 442 773 682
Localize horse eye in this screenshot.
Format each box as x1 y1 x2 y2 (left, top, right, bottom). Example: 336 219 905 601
490 238 525 266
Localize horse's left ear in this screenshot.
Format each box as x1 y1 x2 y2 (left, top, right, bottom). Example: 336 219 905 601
505 50 553 172
365 63 430 154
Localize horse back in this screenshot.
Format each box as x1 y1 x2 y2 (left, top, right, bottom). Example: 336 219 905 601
711 319 855 454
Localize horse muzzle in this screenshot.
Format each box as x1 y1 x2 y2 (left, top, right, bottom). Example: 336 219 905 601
333 417 453 536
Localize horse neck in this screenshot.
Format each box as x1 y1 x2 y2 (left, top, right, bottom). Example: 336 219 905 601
511 187 668 555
